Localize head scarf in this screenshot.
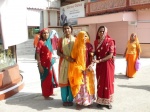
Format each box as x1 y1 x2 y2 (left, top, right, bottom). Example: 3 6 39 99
95 26 108 40
39 28 53 52
68 31 95 97
130 33 142 53
40 28 49 39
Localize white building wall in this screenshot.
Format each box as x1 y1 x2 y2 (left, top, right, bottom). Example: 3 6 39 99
27 9 41 26
50 10 57 26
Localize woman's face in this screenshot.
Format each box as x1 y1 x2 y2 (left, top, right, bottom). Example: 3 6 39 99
42 30 49 40
84 33 89 43
130 34 136 41
63 26 72 37
98 28 105 38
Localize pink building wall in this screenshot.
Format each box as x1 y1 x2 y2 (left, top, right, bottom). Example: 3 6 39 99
79 9 150 57
89 22 129 54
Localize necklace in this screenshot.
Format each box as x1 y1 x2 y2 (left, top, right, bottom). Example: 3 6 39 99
97 36 105 50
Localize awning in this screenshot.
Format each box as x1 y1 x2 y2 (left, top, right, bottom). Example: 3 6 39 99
26 0 48 9
78 11 137 25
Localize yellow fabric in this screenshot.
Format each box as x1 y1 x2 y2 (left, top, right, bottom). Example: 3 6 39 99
126 54 137 78
68 31 95 97
125 36 141 78
59 35 75 84
126 37 141 54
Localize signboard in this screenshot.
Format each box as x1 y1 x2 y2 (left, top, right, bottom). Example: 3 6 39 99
60 1 85 26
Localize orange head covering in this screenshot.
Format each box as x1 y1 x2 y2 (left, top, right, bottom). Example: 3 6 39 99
68 31 95 97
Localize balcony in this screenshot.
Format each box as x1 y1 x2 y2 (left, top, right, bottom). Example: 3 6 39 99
86 0 150 16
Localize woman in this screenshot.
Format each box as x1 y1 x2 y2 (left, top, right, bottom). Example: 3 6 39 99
93 26 116 109
36 28 58 100
123 33 141 78
68 31 95 108
57 23 75 106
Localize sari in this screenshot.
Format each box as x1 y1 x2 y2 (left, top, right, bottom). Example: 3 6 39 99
57 35 75 103
68 31 95 106
94 34 115 105
125 37 141 78
36 35 58 97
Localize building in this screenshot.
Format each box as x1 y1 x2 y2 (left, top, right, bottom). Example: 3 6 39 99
77 0 150 57
29 0 150 57
0 0 28 100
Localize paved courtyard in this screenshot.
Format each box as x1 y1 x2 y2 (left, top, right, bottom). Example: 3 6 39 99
0 40 150 112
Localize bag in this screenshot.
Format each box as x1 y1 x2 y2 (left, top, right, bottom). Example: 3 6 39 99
135 59 141 71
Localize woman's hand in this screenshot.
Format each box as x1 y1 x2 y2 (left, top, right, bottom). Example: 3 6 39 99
38 65 44 74
92 59 101 63
66 56 75 62
82 70 86 75
87 65 93 71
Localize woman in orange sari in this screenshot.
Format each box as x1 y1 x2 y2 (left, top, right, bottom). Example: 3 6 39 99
93 26 116 109
68 31 95 109
123 33 141 78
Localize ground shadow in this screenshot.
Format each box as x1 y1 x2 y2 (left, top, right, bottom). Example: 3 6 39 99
118 85 150 92
5 92 103 111
115 73 129 80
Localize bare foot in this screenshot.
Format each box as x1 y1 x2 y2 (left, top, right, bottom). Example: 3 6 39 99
44 97 54 100
76 104 82 110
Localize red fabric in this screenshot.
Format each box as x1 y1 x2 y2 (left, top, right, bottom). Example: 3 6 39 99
36 40 52 68
86 43 93 67
41 70 53 96
51 35 59 50
94 35 115 104
36 40 56 97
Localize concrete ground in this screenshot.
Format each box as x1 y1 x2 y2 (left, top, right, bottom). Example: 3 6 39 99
0 40 150 112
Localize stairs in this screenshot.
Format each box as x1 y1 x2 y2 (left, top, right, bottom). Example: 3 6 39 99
16 39 35 56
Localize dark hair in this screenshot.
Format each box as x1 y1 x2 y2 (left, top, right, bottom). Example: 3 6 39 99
62 23 73 33
97 26 105 32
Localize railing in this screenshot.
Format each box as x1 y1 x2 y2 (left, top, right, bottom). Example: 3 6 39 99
86 0 150 16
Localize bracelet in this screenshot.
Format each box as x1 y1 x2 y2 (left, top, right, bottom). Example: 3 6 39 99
99 59 103 63
66 56 69 60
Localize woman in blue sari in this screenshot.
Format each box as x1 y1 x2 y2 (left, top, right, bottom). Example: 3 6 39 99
36 28 58 100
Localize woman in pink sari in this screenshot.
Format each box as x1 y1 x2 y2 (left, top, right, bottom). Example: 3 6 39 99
93 26 116 109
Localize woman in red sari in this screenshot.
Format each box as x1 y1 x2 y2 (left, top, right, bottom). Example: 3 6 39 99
93 26 116 109
36 28 58 100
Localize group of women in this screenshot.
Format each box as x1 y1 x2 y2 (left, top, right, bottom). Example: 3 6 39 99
35 23 141 110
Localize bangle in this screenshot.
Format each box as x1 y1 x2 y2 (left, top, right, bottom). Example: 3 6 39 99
66 56 69 60
99 59 103 62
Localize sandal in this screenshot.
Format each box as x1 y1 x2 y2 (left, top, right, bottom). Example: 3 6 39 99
67 102 73 106
44 97 54 100
106 104 112 109
97 104 103 108
63 102 68 106
76 104 82 110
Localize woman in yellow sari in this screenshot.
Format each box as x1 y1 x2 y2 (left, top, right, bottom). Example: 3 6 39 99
68 31 95 108
123 33 141 78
